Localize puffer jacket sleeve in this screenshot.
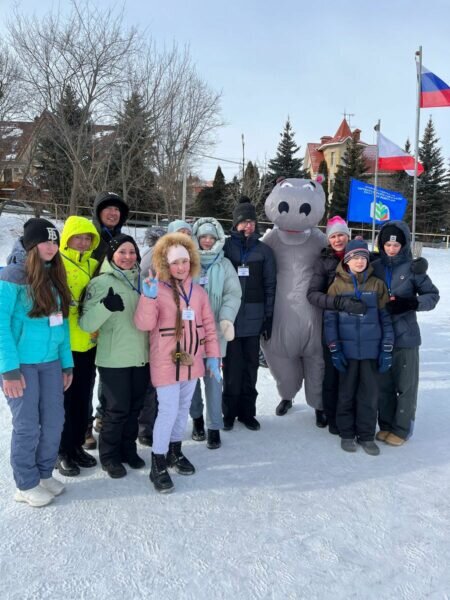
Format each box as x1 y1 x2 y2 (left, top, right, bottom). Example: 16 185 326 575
380 308 394 347
414 273 440 311
307 259 336 311
134 293 159 332
261 243 277 318
0 280 21 376
218 258 242 323
200 290 220 358
79 276 112 333
323 280 339 346
59 319 74 370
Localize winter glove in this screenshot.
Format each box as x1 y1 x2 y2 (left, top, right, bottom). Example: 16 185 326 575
206 357 222 383
101 287 124 312
385 296 419 315
378 345 393 373
411 257 428 275
219 319 235 342
260 316 273 341
142 275 159 299
329 343 348 373
333 295 367 315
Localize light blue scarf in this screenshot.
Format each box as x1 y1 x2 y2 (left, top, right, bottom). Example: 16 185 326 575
199 250 225 319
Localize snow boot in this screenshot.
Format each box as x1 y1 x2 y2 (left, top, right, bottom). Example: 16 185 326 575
375 430 390 442
150 453 174 493
55 453 80 477
206 429 221 450
14 485 54 507
138 435 153 447
83 425 97 450
40 477 65 497
385 433 406 446
123 454 146 469
238 416 260 431
222 417 235 431
72 446 97 468
166 441 195 475
275 399 292 416
315 409 328 428
358 440 380 456
341 438 357 453
192 416 206 441
102 462 127 479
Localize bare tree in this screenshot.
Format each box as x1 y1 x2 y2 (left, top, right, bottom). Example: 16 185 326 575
0 41 22 121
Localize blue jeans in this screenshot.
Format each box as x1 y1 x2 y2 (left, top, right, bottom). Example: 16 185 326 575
190 360 224 430
3 361 64 490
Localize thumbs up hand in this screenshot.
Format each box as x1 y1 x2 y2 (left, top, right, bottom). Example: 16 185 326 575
101 287 124 312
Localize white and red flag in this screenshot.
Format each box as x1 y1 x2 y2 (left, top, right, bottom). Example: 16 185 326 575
378 132 424 176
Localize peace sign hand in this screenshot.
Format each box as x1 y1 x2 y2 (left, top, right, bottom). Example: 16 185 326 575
143 272 159 299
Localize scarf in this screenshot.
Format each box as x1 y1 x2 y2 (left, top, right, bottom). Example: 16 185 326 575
199 249 225 319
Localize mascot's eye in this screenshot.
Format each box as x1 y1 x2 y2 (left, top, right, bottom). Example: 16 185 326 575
280 182 293 188
302 183 316 191
299 203 311 216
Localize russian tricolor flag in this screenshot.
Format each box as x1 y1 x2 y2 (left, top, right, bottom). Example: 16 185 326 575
420 65 450 108
378 133 424 176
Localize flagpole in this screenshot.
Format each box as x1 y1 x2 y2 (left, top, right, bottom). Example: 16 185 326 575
372 119 381 250
412 46 422 251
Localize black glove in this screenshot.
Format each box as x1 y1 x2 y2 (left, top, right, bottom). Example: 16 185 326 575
385 296 418 315
101 287 124 312
334 295 367 315
261 317 273 341
411 257 428 275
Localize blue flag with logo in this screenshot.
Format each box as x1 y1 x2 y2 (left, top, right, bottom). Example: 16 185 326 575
347 179 407 224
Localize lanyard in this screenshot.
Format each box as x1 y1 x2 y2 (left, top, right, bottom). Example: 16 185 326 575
384 266 393 296
350 271 368 300
111 264 141 295
232 238 255 265
164 281 193 307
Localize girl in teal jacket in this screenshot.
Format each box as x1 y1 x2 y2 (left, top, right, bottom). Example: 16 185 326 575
0 218 73 508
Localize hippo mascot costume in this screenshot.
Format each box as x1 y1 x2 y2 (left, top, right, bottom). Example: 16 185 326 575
261 176 328 425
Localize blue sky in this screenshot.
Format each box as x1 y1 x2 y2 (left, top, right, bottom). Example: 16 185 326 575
3 0 450 181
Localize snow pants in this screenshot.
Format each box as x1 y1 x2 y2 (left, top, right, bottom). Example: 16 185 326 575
138 382 158 438
3 361 64 491
322 342 339 429
98 365 149 465
222 336 259 421
337 359 378 441
264 350 324 409
190 359 224 430
60 347 96 456
152 379 198 454
378 347 419 440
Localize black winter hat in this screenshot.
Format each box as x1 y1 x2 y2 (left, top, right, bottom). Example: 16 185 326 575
343 239 370 264
379 224 407 248
95 191 129 221
232 196 257 226
23 218 60 251
107 234 141 264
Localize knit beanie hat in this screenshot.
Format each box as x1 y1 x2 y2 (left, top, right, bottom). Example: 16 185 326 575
232 196 257 226
197 222 218 239
23 218 60 251
167 220 192 234
326 216 350 238
343 239 370 264
379 224 406 248
106 234 141 264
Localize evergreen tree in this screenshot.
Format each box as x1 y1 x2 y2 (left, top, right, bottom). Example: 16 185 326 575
268 118 308 180
108 91 159 214
416 116 447 233
37 85 91 210
194 166 227 219
328 136 368 220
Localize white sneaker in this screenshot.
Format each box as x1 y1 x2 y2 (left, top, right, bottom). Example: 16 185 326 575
14 485 54 507
40 477 65 496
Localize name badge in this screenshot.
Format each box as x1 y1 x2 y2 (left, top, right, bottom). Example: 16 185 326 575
182 308 195 321
199 275 209 286
49 312 63 327
238 265 249 277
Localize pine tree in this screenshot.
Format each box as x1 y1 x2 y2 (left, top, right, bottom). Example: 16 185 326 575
194 166 227 219
268 118 308 180
416 116 447 233
329 136 368 220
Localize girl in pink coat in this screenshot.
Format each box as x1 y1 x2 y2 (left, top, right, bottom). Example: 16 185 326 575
134 233 220 493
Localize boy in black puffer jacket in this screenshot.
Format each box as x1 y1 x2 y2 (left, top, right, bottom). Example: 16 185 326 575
324 240 394 455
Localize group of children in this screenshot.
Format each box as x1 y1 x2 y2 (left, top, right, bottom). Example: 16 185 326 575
0 205 439 506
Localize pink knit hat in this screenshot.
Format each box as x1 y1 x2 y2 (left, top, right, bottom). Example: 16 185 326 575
326 216 350 238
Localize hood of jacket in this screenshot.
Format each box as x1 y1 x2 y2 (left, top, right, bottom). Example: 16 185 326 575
152 233 200 282
93 192 129 233
192 217 225 258
6 238 27 266
60 216 100 264
378 220 412 267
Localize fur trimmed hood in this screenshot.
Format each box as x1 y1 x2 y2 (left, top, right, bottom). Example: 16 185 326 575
152 233 200 281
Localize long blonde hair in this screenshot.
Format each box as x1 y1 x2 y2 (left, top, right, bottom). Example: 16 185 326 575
26 247 71 318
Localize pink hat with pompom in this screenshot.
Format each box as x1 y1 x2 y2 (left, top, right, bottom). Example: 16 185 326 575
326 216 350 238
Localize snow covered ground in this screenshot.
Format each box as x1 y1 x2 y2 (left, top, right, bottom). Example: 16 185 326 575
0 213 449 600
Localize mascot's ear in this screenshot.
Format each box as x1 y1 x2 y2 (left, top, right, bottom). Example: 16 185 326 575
315 174 325 184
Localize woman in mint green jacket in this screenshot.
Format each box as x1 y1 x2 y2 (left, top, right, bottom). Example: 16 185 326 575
80 234 149 479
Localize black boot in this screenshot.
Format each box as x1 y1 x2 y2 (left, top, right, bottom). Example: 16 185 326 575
276 399 292 416
72 446 97 468
315 409 328 428
55 454 80 477
207 429 221 450
102 462 127 479
150 453 174 493
122 454 146 469
192 416 206 442
166 441 195 475
138 435 153 447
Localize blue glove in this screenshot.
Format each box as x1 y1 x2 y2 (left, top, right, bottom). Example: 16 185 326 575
378 346 393 373
142 276 158 299
329 343 348 373
206 357 222 383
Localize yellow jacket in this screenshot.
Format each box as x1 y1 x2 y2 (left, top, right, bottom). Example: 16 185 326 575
60 216 100 352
